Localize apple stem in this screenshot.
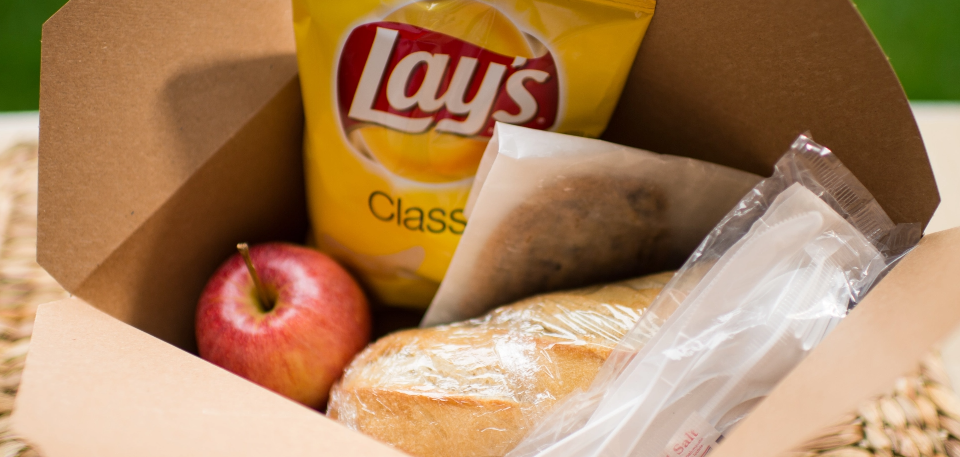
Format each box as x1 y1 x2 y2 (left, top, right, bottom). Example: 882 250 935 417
237 243 275 312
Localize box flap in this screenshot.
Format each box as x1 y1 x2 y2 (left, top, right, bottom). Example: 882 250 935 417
68 76 306 350
602 0 939 228
12 298 408 457
37 0 940 350
37 0 307 349
37 0 300 292
710 226 960 457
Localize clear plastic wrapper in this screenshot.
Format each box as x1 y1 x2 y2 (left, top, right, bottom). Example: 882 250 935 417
423 123 761 326
328 272 674 457
507 134 920 457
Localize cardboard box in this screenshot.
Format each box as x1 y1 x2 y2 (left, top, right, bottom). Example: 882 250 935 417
12 0 957 455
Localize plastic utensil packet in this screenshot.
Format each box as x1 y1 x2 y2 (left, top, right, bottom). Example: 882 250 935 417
292 0 657 309
422 123 761 326
506 134 921 457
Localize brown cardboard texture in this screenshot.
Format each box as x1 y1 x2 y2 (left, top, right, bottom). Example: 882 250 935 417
21 0 946 454
37 0 307 351
13 298 407 457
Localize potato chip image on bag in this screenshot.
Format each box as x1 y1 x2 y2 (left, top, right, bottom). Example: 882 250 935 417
292 0 657 308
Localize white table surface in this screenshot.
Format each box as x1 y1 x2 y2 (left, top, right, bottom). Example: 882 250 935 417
913 103 960 234
1 106 956 233
0 112 39 154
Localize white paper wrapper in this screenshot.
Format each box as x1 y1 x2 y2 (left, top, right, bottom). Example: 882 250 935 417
423 123 761 326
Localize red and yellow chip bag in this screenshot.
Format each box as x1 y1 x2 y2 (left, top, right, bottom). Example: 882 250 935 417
292 0 656 308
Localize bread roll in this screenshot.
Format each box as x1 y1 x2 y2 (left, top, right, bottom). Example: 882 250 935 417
328 272 673 457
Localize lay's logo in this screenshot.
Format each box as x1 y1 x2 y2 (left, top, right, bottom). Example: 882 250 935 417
337 22 560 139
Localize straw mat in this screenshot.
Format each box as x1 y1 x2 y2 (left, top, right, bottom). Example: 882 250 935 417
0 142 69 457
790 352 960 457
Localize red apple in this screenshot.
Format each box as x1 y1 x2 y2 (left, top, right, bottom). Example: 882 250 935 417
196 242 370 409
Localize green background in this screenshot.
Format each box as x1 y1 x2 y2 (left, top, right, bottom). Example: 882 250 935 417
1 0 958 112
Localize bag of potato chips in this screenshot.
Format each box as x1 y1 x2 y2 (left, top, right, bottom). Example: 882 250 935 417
292 0 657 308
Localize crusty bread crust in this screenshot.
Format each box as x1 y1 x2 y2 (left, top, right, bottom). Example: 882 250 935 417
329 272 673 457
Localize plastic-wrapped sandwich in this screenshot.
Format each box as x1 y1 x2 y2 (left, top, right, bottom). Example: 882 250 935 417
328 272 674 457
507 134 921 457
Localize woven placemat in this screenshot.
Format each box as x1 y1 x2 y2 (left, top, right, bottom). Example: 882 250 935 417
0 141 958 456
0 141 70 457
791 352 960 457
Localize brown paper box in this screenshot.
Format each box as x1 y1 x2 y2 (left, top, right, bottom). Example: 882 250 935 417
14 0 949 455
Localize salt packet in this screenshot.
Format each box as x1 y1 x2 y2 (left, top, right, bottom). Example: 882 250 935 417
505 134 920 457
422 123 761 326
